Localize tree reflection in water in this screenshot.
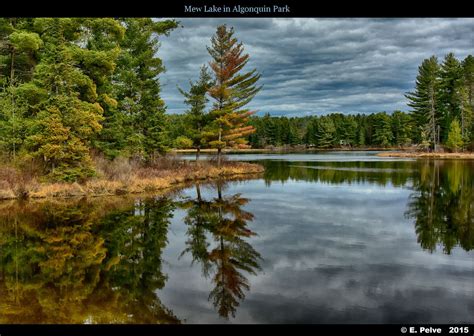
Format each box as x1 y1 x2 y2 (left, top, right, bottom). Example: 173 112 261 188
179 181 262 319
259 158 473 254
0 197 179 323
0 181 262 323
0 158 472 323
405 160 474 254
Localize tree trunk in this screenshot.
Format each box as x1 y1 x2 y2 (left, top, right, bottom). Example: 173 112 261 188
217 182 222 200
196 146 200 163
10 47 16 160
196 184 202 202
217 129 222 167
430 86 437 152
461 105 465 152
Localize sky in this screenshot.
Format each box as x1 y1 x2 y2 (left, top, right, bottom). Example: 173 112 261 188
157 18 474 117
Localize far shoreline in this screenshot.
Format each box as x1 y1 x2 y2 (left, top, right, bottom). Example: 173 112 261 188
172 147 474 159
172 147 408 154
377 151 474 159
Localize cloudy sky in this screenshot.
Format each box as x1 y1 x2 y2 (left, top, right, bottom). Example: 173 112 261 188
157 18 474 117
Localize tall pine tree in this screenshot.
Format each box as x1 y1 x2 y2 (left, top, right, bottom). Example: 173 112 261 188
462 55 474 144
439 53 464 142
405 56 440 148
206 25 262 165
0 18 42 159
178 65 214 160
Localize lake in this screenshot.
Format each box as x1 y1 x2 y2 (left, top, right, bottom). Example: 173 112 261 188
0 152 473 323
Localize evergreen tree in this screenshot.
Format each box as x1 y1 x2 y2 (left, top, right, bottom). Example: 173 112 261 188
288 123 300 145
439 53 464 142
96 18 178 160
316 116 336 148
463 55 474 113
263 114 279 146
405 56 440 147
80 18 124 159
0 18 42 158
446 119 463 152
358 126 366 147
247 116 265 148
372 112 393 147
178 65 213 160
341 115 358 146
206 25 262 165
0 18 42 84
303 118 317 146
391 110 412 146
26 18 119 181
462 55 474 144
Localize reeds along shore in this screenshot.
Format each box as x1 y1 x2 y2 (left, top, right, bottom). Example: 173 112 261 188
0 157 264 200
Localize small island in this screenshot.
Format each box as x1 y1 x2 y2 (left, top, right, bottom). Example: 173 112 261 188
377 151 474 159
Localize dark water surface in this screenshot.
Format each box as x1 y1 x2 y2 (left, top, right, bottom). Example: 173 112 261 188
0 152 473 323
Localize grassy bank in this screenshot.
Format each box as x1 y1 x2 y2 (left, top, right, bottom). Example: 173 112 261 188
0 159 264 200
377 151 474 159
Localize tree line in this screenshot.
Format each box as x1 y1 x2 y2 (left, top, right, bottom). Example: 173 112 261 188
172 110 423 149
171 52 473 151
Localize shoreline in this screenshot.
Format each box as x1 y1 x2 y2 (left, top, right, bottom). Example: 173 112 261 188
0 161 264 201
377 151 474 159
172 147 409 154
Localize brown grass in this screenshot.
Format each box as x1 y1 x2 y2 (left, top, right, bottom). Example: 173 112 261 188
0 157 264 200
377 151 474 159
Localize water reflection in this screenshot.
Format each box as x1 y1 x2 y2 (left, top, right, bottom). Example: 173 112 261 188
259 159 473 253
0 157 472 323
0 182 262 323
261 160 417 187
405 161 474 254
178 182 262 318
0 197 179 323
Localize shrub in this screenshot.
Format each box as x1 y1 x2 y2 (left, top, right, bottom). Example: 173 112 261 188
94 154 135 183
446 119 463 152
174 136 193 149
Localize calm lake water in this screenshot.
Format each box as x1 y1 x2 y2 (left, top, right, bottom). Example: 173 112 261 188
0 152 473 323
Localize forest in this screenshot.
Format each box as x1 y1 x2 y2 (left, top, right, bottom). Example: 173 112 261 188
1 18 473 186
0 18 260 184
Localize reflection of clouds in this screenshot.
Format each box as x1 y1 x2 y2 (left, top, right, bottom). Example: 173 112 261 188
159 179 474 323
252 260 474 322
158 18 474 116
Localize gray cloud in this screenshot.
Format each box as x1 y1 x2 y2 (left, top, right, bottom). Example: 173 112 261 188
157 18 474 116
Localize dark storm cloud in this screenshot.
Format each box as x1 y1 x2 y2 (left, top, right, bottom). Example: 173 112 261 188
157 18 474 116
